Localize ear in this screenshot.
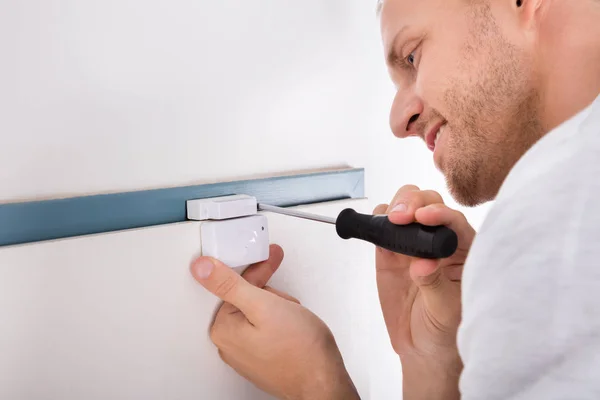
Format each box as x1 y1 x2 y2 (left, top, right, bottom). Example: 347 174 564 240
516 0 544 28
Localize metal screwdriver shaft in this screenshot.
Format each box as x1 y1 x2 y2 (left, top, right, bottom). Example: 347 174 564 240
257 204 337 225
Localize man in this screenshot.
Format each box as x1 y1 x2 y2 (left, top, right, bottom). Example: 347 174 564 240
190 0 600 398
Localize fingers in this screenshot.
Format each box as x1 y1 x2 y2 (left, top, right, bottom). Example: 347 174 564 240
414 203 475 248
241 245 284 288
387 186 444 225
375 186 475 257
414 203 467 228
409 258 461 327
375 202 406 259
385 184 420 219
382 187 474 250
190 256 270 323
373 203 389 215
216 349 252 381
264 285 301 304
390 184 421 210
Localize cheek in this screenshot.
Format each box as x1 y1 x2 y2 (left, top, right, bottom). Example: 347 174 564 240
415 43 467 118
416 10 474 117
415 57 444 106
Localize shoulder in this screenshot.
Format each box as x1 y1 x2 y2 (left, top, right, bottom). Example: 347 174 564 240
457 95 600 399
476 94 600 243
464 94 600 297
500 94 600 203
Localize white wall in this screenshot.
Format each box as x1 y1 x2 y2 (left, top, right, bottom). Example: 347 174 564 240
1 0 490 397
1 0 490 226
0 200 381 400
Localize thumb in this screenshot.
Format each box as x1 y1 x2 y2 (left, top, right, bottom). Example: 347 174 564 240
410 259 461 328
190 256 269 322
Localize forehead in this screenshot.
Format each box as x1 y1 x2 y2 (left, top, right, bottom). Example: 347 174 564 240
380 0 451 45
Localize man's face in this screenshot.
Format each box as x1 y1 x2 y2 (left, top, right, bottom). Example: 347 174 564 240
381 0 543 206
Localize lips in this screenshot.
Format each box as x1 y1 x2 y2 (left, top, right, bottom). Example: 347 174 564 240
425 121 445 152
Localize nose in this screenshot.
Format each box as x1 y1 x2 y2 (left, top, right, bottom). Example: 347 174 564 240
389 88 424 139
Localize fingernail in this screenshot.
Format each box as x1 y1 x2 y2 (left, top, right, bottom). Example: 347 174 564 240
391 203 408 213
193 258 215 279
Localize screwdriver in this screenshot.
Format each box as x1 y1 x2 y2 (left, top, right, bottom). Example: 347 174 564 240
258 204 458 259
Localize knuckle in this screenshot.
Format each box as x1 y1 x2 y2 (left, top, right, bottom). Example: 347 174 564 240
211 317 240 349
209 324 224 346
442 206 466 221
421 203 449 215
429 202 448 211
401 190 418 201
454 210 467 221
392 185 420 203
217 349 231 365
393 192 416 208
373 203 389 214
214 275 238 299
424 190 444 204
399 184 420 192
410 191 442 209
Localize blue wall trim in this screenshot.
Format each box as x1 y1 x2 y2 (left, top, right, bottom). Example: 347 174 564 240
0 169 364 247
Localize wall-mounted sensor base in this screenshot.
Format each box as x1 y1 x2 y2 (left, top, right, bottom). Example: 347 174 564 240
186 195 257 221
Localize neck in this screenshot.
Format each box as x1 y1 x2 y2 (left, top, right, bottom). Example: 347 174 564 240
537 0 600 132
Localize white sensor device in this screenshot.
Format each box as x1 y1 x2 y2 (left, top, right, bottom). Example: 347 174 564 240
200 215 269 268
187 195 268 268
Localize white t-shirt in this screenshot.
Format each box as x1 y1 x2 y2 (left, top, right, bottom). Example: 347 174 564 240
458 93 600 400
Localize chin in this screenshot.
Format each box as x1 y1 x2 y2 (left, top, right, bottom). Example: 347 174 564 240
449 187 483 207
444 168 489 208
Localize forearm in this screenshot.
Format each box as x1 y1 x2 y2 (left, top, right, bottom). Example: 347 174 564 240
401 354 462 400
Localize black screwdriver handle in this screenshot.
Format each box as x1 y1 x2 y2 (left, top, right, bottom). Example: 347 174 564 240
335 208 458 259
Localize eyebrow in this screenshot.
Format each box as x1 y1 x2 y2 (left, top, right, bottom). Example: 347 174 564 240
385 26 409 66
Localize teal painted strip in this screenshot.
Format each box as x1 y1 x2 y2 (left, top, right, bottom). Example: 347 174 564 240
0 169 364 247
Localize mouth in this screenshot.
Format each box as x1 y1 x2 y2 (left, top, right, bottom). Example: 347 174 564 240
425 121 446 152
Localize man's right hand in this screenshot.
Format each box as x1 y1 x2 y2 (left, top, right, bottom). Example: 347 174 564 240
373 185 476 400
190 246 360 400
